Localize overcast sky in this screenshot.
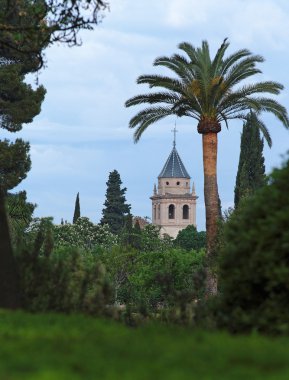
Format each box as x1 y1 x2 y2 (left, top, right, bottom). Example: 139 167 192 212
5 0 289 230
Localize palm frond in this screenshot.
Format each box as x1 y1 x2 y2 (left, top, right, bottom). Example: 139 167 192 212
128 106 173 129
211 38 229 76
246 113 272 147
244 97 289 128
217 81 284 115
125 92 180 107
153 55 192 80
224 56 264 88
178 42 199 64
136 75 184 92
129 106 174 142
220 49 262 77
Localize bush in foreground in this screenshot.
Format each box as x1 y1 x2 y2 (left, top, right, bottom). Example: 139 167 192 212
217 156 289 334
17 246 113 315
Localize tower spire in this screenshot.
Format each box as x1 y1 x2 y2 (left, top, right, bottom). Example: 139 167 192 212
171 123 178 148
192 182 196 195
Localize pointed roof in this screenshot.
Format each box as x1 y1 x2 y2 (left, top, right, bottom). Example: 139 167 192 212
158 145 190 179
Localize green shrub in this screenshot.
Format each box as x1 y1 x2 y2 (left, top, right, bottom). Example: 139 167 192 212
17 246 113 316
217 156 289 334
99 245 205 312
174 225 206 251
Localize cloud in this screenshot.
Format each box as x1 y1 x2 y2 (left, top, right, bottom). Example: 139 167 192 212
164 0 289 51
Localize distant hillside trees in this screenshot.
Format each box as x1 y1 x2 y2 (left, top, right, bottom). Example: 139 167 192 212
101 170 131 234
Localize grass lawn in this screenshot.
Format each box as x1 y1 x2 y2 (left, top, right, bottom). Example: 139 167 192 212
0 310 289 379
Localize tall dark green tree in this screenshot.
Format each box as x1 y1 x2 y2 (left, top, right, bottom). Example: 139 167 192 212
0 190 20 308
0 61 45 309
73 192 81 224
234 112 266 208
101 170 131 234
0 0 109 310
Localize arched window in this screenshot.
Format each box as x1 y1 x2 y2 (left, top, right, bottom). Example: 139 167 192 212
153 205 156 220
183 205 189 219
168 204 175 219
158 205 161 219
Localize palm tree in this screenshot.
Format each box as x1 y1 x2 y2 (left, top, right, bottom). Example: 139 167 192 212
125 39 289 294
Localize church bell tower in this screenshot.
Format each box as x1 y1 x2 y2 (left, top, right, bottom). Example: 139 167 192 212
150 129 198 238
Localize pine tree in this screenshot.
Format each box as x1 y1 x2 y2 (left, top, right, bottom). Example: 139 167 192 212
0 0 107 310
73 192 81 224
0 62 46 132
0 61 45 309
234 112 266 208
101 170 131 234
0 139 31 194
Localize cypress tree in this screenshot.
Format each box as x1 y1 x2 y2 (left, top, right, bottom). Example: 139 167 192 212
234 112 266 208
73 192 81 224
101 170 131 234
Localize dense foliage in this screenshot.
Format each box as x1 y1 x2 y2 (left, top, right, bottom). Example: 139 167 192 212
6 191 36 248
122 249 205 311
101 170 131 234
234 112 266 208
14 218 205 318
174 225 206 251
217 156 289 334
17 246 112 315
53 217 118 251
97 223 205 312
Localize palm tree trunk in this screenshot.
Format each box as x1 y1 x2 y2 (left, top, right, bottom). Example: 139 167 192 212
202 132 219 295
0 189 21 308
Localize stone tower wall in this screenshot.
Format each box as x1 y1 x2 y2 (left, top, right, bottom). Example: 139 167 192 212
151 176 197 239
